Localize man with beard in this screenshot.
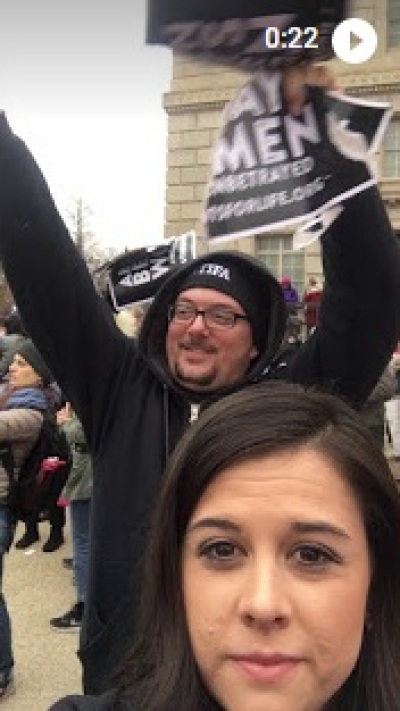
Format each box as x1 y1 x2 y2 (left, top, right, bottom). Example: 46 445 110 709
0 67 399 694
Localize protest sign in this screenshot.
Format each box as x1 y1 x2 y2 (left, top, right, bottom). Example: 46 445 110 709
105 231 196 310
203 71 392 244
146 0 347 70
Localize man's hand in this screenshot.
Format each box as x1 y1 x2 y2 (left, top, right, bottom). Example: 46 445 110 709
282 65 340 116
56 403 71 426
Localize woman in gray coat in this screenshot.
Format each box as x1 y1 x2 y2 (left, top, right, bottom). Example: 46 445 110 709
0 338 52 699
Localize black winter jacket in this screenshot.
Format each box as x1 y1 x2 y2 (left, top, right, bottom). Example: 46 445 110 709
0 113 399 694
49 691 119 711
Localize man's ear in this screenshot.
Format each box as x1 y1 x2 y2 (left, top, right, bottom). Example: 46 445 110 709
250 345 259 360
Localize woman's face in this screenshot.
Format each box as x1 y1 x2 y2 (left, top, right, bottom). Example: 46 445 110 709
182 447 371 711
8 354 42 389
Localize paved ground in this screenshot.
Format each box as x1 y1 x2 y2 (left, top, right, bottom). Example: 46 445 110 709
3 519 82 710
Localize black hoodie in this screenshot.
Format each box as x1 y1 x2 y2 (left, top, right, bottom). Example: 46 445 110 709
0 113 399 695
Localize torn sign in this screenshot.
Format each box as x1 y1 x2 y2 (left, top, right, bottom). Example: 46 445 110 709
203 71 392 245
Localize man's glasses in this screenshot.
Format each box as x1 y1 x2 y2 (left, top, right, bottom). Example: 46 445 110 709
168 302 249 330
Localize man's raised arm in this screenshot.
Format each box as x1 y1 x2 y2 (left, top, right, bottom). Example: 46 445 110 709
288 184 400 407
0 113 128 435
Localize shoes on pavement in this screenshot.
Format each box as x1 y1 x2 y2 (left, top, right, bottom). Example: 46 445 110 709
42 529 64 553
0 675 15 701
62 557 73 570
50 602 84 632
15 529 39 549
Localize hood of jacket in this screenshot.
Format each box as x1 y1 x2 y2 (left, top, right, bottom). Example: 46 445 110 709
138 251 287 400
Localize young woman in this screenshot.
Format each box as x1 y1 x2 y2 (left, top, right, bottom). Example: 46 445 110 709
50 382 400 710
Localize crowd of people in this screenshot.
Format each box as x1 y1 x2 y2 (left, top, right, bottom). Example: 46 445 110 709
0 327 94 699
0 58 399 711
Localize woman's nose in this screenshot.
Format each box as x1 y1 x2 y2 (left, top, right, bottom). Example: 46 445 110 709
238 559 291 629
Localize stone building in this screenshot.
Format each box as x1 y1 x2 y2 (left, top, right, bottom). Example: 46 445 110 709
163 0 400 295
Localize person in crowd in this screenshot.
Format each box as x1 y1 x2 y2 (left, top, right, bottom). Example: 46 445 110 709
0 66 399 693
0 309 26 382
280 276 299 312
114 310 136 338
48 382 400 711
280 277 301 345
132 305 146 336
115 306 147 339
390 341 400 394
302 277 323 336
50 403 92 632
0 338 53 699
15 487 66 552
385 345 400 457
12 350 66 554
360 364 397 447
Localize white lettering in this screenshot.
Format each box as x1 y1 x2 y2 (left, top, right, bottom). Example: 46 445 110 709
208 157 315 196
206 175 327 223
198 264 231 280
213 108 320 176
253 117 288 165
284 105 321 159
256 71 282 114
213 122 257 175
132 269 151 286
163 16 294 54
150 258 170 280
226 84 266 122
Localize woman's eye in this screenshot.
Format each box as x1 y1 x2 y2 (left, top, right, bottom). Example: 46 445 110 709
199 540 238 561
292 545 339 568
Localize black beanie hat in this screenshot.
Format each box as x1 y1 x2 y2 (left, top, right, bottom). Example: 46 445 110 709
178 258 267 349
16 339 53 386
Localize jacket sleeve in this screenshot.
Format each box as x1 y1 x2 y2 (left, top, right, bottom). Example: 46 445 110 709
285 185 400 408
366 366 397 405
0 408 43 445
0 113 133 447
48 691 118 710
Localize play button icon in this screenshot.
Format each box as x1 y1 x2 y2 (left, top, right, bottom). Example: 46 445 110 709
332 18 377 64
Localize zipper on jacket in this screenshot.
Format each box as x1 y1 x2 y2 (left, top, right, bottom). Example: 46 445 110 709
189 404 200 423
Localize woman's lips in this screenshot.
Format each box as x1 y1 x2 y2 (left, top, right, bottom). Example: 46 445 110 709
231 654 302 684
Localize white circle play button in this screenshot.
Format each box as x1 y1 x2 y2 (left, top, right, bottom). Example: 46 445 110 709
332 18 378 64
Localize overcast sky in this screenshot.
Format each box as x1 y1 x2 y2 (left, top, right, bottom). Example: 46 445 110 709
0 0 172 251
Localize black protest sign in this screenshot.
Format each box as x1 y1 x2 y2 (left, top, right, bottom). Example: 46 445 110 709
203 72 392 243
146 0 347 71
106 232 196 310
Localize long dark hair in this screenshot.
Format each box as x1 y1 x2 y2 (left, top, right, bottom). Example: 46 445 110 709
117 382 400 711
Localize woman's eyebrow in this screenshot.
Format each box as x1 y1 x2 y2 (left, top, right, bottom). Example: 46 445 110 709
187 517 241 534
186 518 352 540
291 521 351 540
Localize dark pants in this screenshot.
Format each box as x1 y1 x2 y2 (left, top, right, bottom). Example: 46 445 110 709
25 499 65 534
0 505 14 684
